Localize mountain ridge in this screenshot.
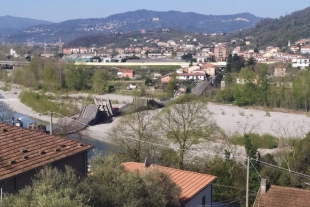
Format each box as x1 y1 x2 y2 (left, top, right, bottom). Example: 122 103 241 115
1 10 263 43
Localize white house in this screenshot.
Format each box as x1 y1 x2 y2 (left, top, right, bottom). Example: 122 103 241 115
177 73 205 81
301 46 310 54
292 58 310 69
122 162 217 207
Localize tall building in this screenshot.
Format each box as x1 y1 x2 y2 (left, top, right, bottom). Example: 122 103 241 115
214 46 227 61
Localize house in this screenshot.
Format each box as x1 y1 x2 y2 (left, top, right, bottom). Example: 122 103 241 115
254 179 310 207
122 162 217 207
274 68 286 77
187 65 201 73
117 69 135 78
0 122 93 194
292 58 310 69
290 45 300 53
203 63 217 76
301 46 310 54
161 74 172 84
177 73 205 81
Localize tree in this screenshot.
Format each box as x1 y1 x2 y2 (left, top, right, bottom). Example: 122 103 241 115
65 65 90 91
83 154 181 207
246 57 257 70
166 72 177 98
155 95 218 169
258 64 269 106
231 54 245 73
108 104 160 162
181 53 193 61
244 134 260 205
226 54 233 73
0 166 88 207
92 69 110 93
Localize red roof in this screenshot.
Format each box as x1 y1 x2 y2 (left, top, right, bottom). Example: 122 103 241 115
118 69 134 73
254 185 310 207
0 122 93 181
122 162 217 202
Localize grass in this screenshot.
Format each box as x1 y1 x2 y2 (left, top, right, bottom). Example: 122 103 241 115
19 90 79 117
230 133 279 149
265 111 271 117
239 110 245 116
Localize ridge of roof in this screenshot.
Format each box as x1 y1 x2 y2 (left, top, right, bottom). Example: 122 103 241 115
122 162 217 203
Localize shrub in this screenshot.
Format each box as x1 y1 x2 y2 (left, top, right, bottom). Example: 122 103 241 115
230 133 278 149
19 90 73 116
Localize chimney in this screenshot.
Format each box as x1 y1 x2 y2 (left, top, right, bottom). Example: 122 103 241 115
260 179 267 194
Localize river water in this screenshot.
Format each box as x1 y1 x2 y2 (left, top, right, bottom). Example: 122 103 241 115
8 110 113 159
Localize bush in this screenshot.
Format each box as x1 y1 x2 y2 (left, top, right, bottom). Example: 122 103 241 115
230 133 278 149
19 90 74 116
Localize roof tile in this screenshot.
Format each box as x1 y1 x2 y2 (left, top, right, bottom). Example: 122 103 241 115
254 185 310 207
0 122 93 181
122 162 217 202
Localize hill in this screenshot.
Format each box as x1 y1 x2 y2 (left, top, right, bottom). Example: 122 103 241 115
2 10 262 43
229 7 310 48
0 15 52 30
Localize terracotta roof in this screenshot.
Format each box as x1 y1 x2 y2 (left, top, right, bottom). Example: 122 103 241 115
122 162 217 203
0 122 93 181
118 69 134 73
254 185 310 207
203 63 216 68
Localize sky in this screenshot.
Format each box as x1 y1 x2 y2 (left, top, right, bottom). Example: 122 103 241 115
1 0 310 23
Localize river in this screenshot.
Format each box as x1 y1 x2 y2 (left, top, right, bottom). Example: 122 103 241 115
8 110 113 159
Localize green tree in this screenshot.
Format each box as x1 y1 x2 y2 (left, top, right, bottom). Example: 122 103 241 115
65 65 90 91
0 166 88 207
92 69 110 93
257 64 269 106
156 95 218 169
246 57 257 70
166 72 177 98
226 54 233 73
231 54 245 73
83 154 181 207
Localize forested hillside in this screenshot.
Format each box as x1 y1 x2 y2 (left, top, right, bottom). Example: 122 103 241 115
229 7 310 48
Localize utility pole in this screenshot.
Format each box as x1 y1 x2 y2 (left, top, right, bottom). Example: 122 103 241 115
246 156 250 207
49 110 53 135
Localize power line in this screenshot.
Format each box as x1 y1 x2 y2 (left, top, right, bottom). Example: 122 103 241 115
251 159 310 180
46 110 310 182
250 160 262 179
211 193 257 206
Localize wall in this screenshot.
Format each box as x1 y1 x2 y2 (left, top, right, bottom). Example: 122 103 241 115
185 184 212 207
0 151 88 194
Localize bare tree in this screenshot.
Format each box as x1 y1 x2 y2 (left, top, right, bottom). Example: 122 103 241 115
108 105 160 162
155 96 218 169
237 116 262 135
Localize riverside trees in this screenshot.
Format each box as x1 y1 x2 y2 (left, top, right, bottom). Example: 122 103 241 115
216 62 310 111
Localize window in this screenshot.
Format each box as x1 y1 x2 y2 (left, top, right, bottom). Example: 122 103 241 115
202 195 206 206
